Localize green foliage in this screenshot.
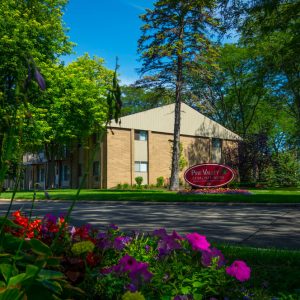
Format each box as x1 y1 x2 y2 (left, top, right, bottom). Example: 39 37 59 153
0 0 73 186
71 241 95 256
241 0 300 144
0 234 83 300
94 273 125 299
122 183 130 190
121 85 173 116
261 152 300 187
156 176 164 188
135 176 143 187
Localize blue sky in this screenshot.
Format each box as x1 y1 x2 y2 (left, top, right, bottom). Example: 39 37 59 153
62 0 154 85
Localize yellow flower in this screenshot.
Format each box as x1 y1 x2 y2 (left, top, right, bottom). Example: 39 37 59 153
122 291 145 300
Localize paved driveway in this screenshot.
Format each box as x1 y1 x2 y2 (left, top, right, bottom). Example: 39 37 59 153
0 200 299 249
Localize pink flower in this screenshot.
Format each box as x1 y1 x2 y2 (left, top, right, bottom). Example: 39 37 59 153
186 233 210 251
226 260 251 282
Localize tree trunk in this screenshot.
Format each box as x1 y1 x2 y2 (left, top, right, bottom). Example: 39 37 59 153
45 143 56 189
170 55 183 191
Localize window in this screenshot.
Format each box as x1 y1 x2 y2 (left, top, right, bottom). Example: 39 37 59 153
63 165 70 181
93 161 100 176
37 167 45 182
212 138 221 149
135 161 148 172
211 138 222 163
63 145 70 158
134 130 148 141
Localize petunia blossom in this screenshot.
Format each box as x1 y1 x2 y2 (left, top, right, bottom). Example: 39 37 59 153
186 232 210 251
201 247 225 268
113 236 132 251
226 260 251 282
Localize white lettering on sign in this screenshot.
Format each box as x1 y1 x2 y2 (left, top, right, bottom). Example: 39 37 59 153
191 169 220 176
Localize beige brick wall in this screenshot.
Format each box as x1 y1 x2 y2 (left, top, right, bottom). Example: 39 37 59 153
106 128 132 188
148 132 172 185
148 132 211 185
181 136 210 166
104 129 238 188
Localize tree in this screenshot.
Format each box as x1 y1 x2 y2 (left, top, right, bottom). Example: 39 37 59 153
121 85 173 116
0 0 73 188
23 54 119 188
217 0 300 149
241 0 300 149
138 0 219 190
188 43 296 182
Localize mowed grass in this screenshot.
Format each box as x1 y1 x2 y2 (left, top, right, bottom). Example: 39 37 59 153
0 188 300 203
218 244 300 298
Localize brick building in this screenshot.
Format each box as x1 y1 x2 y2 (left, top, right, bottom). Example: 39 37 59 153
22 103 241 190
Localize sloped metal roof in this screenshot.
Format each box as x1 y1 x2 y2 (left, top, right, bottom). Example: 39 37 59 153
109 103 242 141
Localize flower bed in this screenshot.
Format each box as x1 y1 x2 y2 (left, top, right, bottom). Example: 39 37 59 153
0 210 253 299
178 188 252 195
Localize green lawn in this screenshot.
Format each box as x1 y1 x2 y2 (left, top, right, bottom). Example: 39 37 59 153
0 188 300 203
218 244 300 299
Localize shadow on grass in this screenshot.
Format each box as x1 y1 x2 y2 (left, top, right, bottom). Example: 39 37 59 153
1 189 300 203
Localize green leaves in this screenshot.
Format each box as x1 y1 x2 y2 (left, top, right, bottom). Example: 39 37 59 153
29 239 52 257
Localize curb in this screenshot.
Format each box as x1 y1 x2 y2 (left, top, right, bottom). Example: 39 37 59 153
0 199 300 207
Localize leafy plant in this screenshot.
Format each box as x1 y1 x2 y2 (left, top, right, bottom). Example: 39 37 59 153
135 176 143 188
156 176 164 188
122 183 130 190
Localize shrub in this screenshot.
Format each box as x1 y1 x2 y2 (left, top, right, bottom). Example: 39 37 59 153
135 176 143 187
261 152 300 187
156 176 164 188
117 183 122 190
122 183 130 189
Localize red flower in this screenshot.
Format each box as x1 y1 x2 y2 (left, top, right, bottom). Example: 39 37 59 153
86 252 99 268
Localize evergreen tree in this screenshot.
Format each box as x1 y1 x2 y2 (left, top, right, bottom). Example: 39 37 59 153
138 0 219 190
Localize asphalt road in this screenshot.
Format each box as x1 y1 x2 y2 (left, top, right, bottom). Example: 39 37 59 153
0 200 299 249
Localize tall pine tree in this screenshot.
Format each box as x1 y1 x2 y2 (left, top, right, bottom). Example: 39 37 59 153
138 0 219 190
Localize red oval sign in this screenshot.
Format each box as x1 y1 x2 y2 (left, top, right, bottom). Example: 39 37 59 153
184 164 235 188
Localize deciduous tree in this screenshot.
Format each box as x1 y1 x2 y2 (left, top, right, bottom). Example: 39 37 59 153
0 0 73 188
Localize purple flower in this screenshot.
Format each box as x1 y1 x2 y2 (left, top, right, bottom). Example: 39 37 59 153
157 236 181 257
171 230 184 240
201 248 225 268
153 228 168 239
101 266 114 274
97 232 113 250
113 236 132 251
108 224 118 230
70 226 76 237
129 261 153 283
44 214 57 224
145 245 151 253
111 254 153 284
153 228 183 258
118 254 138 272
126 283 137 292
